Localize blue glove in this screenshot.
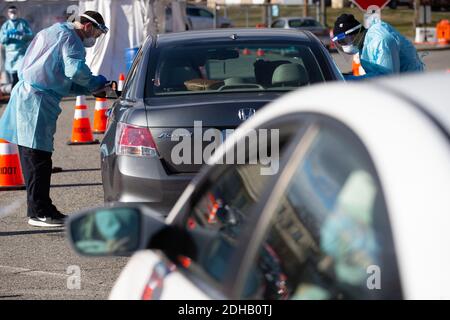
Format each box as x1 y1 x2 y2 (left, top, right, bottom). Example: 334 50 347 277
97 75 108 86
92 75 108 91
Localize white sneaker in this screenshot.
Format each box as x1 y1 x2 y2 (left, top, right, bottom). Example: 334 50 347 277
28 216 64 227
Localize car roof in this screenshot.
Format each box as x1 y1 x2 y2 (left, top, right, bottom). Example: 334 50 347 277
155 28 312 46
278 16 317 21
371 72 450 136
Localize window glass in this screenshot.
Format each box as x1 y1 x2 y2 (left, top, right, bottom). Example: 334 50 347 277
289 19 323 28
150 43 325 97
199 9 214 18
122 46 143 99
187 8 200 17
184 164 270 284
272 20 286 28
243 125 400 300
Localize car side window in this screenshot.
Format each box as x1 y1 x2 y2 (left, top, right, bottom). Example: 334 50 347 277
272 20 285 28
199 9 214 18
184 164 270 285
187 8 200 17
173 120 306 290
242 123 401 300
122 46 144 100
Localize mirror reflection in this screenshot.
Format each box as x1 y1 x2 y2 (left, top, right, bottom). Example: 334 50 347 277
70 208 140 255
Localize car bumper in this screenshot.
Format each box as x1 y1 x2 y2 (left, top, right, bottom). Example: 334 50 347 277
102 154 195 215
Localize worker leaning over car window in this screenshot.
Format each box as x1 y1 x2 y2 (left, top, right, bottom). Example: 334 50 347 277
0 5 33 88
0 11 109 228
332 13 425 80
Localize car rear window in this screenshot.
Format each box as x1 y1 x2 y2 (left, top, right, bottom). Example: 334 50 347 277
149 43 325 97
289 19 323 28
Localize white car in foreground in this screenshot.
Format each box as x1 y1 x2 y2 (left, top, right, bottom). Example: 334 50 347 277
68 72 450 300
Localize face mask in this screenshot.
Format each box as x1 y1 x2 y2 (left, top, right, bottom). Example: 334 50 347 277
342 44 359 55
8 13 17 20
83 37 96 48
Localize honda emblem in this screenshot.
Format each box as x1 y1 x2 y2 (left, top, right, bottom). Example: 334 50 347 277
238 108 256 121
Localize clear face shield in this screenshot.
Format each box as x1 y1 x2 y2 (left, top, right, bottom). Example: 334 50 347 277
79 14 109 46
331 24 363 67
7 8 18 20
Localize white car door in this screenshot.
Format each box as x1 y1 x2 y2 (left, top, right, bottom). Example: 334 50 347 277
110 162 274 300
109 250 209 300
236 118 403 299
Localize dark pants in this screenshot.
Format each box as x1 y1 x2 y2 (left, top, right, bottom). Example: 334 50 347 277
8 72 19 88
18 146 59 218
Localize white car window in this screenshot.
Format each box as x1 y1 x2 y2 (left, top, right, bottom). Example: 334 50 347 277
242 122 401 299
272 20 286 28
183 164 270 286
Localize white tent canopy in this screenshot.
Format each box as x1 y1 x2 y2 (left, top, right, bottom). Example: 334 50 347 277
79 0 187 80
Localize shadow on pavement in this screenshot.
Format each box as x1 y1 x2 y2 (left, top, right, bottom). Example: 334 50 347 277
0 229 64 237
0 295 23 299
55 168 100 173
50 183 102 188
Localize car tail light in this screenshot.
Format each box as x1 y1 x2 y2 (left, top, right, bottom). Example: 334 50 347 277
116 122 158 157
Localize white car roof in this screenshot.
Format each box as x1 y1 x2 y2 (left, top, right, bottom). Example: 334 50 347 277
371 72 450 136
204 72 450 299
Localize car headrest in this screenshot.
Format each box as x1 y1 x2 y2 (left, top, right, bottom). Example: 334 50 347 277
224 77 246 86
272 63 309 87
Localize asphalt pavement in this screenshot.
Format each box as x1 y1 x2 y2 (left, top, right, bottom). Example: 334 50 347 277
0 97 128 300
0 48 448 300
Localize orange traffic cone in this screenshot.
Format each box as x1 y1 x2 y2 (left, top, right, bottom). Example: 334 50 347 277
118 73 125 92
93 97 108 134
352 53 365 76
67 96 99 145
329 30 335 50
242 48 251 55
0 139 25 191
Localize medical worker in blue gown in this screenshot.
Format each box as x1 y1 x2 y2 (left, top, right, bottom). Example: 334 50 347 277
0 11 109 227
0 5 34 87
331 13 425 80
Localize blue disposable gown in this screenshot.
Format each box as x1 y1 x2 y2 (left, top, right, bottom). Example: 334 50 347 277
0 22 106 152
0 18 33 73
358 21 425 78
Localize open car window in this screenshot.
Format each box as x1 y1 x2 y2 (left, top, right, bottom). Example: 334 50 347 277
242 122 402 300
182 164 270 286
150 43 325 97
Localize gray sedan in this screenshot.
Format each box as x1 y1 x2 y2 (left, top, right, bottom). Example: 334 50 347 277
271 17 331 49
100 28 344 215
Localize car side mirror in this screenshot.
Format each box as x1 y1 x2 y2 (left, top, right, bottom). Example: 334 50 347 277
92 81 122 100
67 204 166 257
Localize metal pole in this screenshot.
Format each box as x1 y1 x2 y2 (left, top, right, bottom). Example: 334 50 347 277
316 1 320 22
321 0 326 26
214 5 218 29
414 0 419 37
246 6 249 28
268 4 272 26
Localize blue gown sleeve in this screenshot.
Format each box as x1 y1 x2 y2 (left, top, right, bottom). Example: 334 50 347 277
0 23 10 45
61 34 105 92
361 36 400 78
20 20 33 42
